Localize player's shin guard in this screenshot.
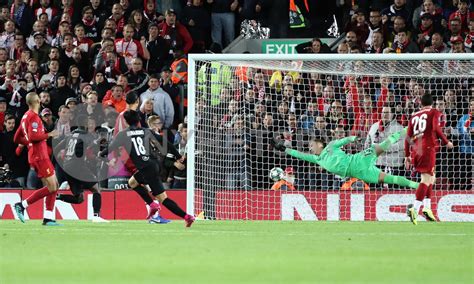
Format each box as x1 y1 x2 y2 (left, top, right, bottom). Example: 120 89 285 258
424 184 433 210
415 183 428 212
161 198 186 218
93 192 101 215
378 128 407 152
24 186 51 207
132 185 154 205
383 174 419 189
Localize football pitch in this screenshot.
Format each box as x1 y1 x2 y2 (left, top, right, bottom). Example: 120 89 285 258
0 221 472 284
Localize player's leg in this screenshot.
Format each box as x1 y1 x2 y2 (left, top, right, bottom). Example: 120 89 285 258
128 176 162 220
422 173 436 221
14 161 58 223
89 185 109 223
41 174 61 226
374 128 407 156
57 176 85 204
378 172 419 189
155 191 194 227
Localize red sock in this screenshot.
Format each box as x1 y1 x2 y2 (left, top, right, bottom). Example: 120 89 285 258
415 183 428 201
425 184 433 199
45 192 56 211
25 186 51 205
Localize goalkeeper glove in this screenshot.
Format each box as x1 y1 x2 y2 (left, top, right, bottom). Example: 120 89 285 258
271 137 287 152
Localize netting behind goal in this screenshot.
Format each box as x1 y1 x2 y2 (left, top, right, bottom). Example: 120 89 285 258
187 54 474 222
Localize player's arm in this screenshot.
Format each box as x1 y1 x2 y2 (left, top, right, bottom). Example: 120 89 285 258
433 113 452 148
13 125 28 145
150 131 182 160
285 148 320 164
99 131 122 157
27 118 57 142
331 136 358 148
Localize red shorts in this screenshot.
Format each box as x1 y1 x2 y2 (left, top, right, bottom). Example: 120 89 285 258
31 159 55 179
413 148 436 175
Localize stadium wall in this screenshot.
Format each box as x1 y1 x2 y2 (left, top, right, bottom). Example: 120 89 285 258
1 189 472 221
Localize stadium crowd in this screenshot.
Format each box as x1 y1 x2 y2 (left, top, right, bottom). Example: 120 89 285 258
0 0 472 191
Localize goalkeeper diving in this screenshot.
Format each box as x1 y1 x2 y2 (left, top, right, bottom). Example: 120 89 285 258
272 128 419 189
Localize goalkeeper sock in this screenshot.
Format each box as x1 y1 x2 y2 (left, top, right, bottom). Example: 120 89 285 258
383 174 419 189
132 185 154 205
378 128 407 152
162 198 186 218
93 192 101 215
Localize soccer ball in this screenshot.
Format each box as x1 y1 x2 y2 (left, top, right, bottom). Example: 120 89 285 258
269 167 284 181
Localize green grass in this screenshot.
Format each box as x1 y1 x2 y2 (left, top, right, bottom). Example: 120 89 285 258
0 221 472 284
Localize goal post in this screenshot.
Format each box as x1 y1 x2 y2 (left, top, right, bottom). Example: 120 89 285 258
187 53 474 221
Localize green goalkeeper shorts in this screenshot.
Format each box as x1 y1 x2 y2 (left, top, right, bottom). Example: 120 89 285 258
348 145 382 184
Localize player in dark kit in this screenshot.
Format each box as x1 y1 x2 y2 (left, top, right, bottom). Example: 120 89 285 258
13 92 61 226
405 93 453 225
100 110 195 227
54 115 109 223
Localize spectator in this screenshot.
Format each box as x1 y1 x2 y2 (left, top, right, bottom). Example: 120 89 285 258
128 9 148 41
103 85 126 113
168 123 188 189
125 57 150 95
11 0 33 36
412 0 443 30
158 9 193 55
89 0 109 30
182 0 211 53
465 18 474 50
1 113 28 187
66 65 83 96
391 28 420 53
115 24 150 69
413 13 439 50
386 16 409 47
143 0 162 24
448 0 473 34
39 91 52 111
366 9 385 48
295 37 330 54
54 105 71 137
31 32 51 66
139 98 157 128
367 30 386 53
0 20 16 50
38 59 59 91
91 72 111 102
382 0 411 32
109 3 126 36
456 98 473 189
445 17 464 43
139 75 174 128
345 9 370 44
352 95 378 138
209 0 237 49
73 24 94 53
49 73 74 116
430 32 449 53
365 106 405 186
81 6 99 42
326 100 347 131
146 23 172 75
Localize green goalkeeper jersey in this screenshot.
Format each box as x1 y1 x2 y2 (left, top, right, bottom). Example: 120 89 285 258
285 136 358 178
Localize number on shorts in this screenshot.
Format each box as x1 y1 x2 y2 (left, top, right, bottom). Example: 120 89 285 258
65 138 78 156
411 114 427 135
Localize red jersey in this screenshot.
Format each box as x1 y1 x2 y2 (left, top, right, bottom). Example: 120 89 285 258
404 107 450 158
14 110 50 163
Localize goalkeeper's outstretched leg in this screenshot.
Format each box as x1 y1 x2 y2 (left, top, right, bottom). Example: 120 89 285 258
374 127 407 157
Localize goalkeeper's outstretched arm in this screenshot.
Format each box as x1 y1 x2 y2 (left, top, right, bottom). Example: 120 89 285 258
285 148 320 164
331 136 358 148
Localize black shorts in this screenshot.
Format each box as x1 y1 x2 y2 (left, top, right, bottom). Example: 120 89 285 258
133 163 165 196
63 164 97 195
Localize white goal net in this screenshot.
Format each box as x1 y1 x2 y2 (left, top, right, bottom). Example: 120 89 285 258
187 54 474 222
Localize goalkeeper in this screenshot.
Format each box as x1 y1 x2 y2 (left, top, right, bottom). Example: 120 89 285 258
272 129 419 189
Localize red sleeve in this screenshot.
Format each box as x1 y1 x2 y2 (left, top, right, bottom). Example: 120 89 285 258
0 112 4 132
27 116 48 142
433 112 449 145
13 125 28 145
178 24 194 54
404 116 413 158
135 40 144 57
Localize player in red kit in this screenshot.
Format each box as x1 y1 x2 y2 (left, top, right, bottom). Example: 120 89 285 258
404 93 453 225
13 92 61 226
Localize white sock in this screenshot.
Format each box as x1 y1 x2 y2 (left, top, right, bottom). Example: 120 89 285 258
414 200 423 213
423 198 431 210
44 210 54 220
22 200 29 208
